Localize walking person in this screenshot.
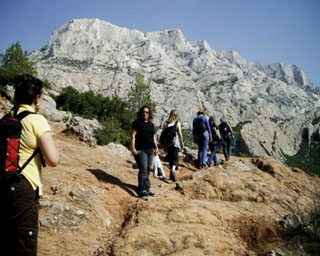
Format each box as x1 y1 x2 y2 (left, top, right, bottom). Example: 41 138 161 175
219 117 235 161
162 110 184 181
207 116 220 166
131 105 159 197
0 74 60 256
192 110 212 169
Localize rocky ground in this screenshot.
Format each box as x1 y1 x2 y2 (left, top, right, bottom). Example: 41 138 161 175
36 122 319 256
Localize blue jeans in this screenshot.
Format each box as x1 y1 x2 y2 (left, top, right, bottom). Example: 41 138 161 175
208 143 219 166
197 131 209 166
134 149 154 193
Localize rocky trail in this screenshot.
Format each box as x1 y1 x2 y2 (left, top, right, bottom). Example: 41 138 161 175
37 123 320 256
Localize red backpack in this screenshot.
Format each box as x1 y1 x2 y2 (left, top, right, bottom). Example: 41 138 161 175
0 109 40 183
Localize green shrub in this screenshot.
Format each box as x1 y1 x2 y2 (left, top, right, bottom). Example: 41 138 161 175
94 117 131 147
280 197 320 255
55 86 135 146
182 128 197 149
285 130 320 176
43 80 53 90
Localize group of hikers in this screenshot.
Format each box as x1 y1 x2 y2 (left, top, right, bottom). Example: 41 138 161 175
131 106 235 198
0 74 235 255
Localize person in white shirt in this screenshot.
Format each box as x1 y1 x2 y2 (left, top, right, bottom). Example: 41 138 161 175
162 110 184 181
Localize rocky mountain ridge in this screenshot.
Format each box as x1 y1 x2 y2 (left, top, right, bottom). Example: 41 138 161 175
30 18 320 163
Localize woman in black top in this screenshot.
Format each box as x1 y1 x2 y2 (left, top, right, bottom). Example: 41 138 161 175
131 105 159 197
219 117 235 161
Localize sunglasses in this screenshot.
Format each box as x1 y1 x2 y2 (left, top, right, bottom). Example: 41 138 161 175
142 111 149 114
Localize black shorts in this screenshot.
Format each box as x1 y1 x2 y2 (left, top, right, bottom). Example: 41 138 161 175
0 175 39 256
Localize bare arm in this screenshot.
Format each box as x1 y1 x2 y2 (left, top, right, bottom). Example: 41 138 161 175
227 122 235 139
38 132 59 167
154 135 159 155
177 126 184 151
131 129 138 156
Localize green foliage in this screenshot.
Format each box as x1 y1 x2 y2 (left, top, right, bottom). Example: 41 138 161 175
312 117 320 126
285 130 320 176
182 128 197 150
94 118 131 147
55 86 135 146
43 80 53 90
280 197 320 255
128 73 156 113
0 41 37 85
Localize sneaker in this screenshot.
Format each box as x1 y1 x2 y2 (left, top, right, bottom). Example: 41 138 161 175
147 191 156 196
138 191 148 197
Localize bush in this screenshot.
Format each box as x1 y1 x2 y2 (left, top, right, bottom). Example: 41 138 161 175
280 197 320 255
285 130 320 176
182 128 197 149
55 86 135 146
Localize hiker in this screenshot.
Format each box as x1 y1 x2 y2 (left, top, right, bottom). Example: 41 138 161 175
131 105 159 197
0 74 59 256
219 117 235 161
207 116 220 166
162 110 184 181
192 110 212 169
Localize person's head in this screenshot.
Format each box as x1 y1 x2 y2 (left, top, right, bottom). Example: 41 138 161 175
14 74 43 111
220 117 225 123
197 110 205 116
168 109 179 123
209 116 215 124
137 105 153 121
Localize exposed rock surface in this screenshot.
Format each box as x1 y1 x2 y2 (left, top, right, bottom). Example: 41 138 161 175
37 125 319 256
0 101 318 255
30 18 320 162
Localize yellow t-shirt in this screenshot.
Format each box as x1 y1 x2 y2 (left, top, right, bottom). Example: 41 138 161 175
14 104 51 195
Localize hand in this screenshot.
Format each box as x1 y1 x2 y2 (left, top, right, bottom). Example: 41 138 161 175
132 148 138 156
154 148 159 155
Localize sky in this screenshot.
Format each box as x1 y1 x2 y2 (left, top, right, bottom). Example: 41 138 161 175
0 0 319 85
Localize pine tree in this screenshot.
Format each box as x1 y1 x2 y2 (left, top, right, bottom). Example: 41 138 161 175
128 73 156 113
0 41 37 86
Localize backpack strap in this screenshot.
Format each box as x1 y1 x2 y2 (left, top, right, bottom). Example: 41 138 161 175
173 121 178 130
18 148 41 173
14 109 44 173
15 110 36 121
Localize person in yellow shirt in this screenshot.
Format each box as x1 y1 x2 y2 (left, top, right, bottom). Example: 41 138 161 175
0 74 59 256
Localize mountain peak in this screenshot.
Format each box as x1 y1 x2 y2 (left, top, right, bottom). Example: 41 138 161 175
30 18 320 164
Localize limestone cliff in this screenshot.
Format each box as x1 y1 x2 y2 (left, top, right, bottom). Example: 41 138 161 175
30 18 320 163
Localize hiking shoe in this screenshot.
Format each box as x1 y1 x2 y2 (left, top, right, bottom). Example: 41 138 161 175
147 191 156 196
200 164 206 170
170 171 176 182
138 191 148 197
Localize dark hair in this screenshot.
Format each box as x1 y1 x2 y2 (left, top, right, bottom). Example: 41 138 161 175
209 116 215 125
14 74 43 105
137 105 153 120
